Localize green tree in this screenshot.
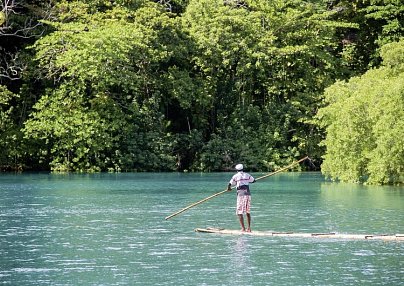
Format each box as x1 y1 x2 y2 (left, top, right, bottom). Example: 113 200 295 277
24 3 178 171
327 0 404 74
317 39 404 184
0 85 19 169
182 0 355 170
2 0 402 173
0 0 55 170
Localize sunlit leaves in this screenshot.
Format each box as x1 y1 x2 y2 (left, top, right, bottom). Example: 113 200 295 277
25 3 178 171
3 0 403 176
0 85 15 131
0 85 22 168
181 0 352 170
23 85 109 171
317 39 404 184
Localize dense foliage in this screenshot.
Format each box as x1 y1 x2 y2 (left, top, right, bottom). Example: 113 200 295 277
317 39 404 185
0 0 403 184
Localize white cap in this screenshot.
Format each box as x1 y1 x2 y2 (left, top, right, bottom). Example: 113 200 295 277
235 164 243 171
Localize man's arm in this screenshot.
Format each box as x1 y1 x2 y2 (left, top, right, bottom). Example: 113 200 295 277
249 175 256 183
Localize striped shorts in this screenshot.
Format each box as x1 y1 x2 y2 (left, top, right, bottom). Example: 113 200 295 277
236 195 251 215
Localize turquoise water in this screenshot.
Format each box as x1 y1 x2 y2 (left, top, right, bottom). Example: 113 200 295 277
0 172 403 285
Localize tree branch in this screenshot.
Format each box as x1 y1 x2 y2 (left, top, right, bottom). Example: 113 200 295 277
0 0 54 39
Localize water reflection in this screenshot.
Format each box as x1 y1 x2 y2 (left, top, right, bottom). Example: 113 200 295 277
233 236 249 268
1 172 403 286
227 236 254 284
319 181 404 234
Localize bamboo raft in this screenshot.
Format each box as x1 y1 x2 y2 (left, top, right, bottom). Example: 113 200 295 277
195 228 404 241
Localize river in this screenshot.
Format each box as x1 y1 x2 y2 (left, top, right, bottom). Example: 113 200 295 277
0 172 403 285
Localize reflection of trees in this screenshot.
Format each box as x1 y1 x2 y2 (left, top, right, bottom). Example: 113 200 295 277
319 182 404 233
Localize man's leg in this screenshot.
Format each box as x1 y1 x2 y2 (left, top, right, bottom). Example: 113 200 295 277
246 213 251 232
238 214 246 231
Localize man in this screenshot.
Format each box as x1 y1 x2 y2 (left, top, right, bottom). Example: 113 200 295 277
227 164 255 232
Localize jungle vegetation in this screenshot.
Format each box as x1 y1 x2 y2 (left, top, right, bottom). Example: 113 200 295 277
0 0 403 184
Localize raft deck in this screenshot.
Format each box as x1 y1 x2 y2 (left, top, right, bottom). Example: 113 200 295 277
195 228 404 241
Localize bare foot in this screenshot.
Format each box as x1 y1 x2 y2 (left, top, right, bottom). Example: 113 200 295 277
241 228 246 232
246 228 251 232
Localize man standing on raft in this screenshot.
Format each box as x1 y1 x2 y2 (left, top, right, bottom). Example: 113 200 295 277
227 164 256 232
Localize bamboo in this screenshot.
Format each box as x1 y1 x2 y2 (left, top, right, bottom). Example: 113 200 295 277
165 156 309 220
254 156 309 181
194 228 404 241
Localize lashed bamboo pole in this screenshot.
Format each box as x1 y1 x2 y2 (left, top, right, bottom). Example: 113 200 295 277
194 228 404 241
165 156 309 220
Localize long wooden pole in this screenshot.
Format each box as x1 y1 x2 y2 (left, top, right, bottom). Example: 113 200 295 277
165 156 309 220
254 156 309 181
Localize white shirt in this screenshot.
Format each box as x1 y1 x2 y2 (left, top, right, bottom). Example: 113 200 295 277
229 171 255 196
